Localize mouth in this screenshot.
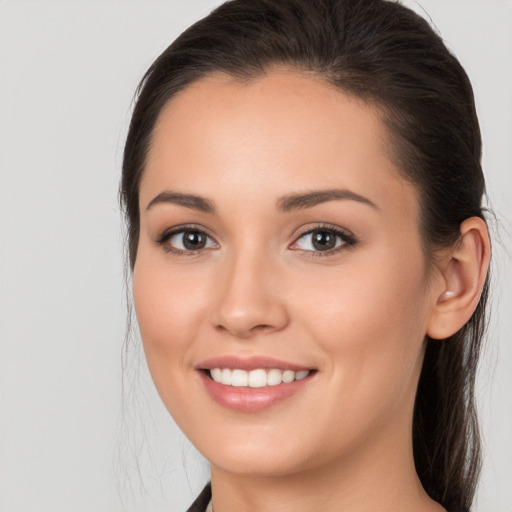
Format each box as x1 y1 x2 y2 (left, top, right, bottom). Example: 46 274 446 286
196 356 317 412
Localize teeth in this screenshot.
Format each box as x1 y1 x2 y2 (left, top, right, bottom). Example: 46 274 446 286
211 368 223 382
267 368 282 386
248 369 267 388
221 368 231 384
209 368 311 387
282 370 295 383
231 369 248 387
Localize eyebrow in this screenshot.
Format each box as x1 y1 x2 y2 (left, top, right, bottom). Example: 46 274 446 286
276 189 379 212
145 188 378 214
146 191 216 213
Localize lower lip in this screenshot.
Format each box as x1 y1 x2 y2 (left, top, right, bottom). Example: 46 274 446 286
198 371 314 412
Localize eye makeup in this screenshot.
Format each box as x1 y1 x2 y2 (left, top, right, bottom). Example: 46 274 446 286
154 221 358 259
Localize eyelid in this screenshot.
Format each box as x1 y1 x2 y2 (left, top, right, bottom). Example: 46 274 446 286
289 223 357 255
292 222 355 239
155 224 219 254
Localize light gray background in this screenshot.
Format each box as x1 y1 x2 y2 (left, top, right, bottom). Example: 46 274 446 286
0 1 510 511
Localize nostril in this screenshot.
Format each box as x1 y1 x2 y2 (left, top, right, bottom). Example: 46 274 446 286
214 322 274 338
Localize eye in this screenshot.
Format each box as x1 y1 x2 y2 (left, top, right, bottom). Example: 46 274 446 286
158 227 218 254
291 226 356 254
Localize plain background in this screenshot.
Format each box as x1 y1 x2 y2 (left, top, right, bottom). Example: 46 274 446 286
0 1 510 511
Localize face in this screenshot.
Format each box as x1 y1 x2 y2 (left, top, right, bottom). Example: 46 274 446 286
134 71 436 478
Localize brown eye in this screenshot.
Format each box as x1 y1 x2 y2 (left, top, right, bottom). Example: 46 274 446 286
165 229 218 252
182 231 207 250
311 229 337 250
291 226 356 254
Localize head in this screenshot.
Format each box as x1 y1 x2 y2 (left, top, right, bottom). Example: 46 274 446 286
121 0 490 510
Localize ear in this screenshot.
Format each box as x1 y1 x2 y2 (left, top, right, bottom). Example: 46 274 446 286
426 217 491 340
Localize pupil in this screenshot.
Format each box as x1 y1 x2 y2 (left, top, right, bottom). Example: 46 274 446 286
183 231 205 250
312 229 336 251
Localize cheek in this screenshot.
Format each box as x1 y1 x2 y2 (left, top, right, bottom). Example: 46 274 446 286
132 254 218 430
300 247 426 328
132 251 208 375
294 244 429 405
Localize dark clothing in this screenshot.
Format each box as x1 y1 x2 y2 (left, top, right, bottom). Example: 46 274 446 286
185 483 463 512
186 483 211 512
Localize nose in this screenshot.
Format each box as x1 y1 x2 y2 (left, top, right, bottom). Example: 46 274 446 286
212 249 289 339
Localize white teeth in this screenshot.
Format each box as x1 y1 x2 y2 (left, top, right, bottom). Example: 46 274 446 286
211 368 223 382
267 368 282 386
295 370 309 381
231 369 248 387
221 368 232 385
209 368 311 387
248 369 267 388
281 370 295 383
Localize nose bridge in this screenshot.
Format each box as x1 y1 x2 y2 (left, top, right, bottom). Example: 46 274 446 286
213 239 288 337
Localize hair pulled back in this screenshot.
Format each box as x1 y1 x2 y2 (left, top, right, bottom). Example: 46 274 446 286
121 1 489 510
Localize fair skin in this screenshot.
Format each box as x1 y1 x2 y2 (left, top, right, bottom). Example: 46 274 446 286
133 71 489 512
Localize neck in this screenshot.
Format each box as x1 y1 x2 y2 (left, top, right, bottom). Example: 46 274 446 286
209 418 445 512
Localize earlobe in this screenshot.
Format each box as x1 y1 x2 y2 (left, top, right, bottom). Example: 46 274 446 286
427 217 490 340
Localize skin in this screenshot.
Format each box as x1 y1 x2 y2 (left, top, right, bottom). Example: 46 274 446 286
133 71 489 512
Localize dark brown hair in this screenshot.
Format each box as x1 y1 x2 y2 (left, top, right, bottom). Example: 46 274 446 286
121 1 490 510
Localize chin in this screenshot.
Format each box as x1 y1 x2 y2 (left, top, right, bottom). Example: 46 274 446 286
211 453 308 477
198 433 312 477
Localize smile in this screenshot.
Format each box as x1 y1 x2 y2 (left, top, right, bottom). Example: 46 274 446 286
209 368 310 387
197 357 316 412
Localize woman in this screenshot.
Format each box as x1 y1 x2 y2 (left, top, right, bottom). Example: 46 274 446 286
120 0 491 511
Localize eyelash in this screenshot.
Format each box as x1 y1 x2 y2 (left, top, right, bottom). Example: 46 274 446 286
155 223 358 257
290 223 358 258
156 224 218 256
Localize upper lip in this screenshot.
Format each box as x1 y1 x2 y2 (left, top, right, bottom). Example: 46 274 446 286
195 355 314 372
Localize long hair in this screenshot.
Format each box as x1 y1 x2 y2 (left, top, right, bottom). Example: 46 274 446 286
120 1 490 509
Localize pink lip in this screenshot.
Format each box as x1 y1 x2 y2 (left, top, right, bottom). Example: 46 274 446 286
195 355 316 413
196 355 312 372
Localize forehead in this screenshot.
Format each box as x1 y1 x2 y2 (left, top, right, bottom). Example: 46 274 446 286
141 71 419 221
